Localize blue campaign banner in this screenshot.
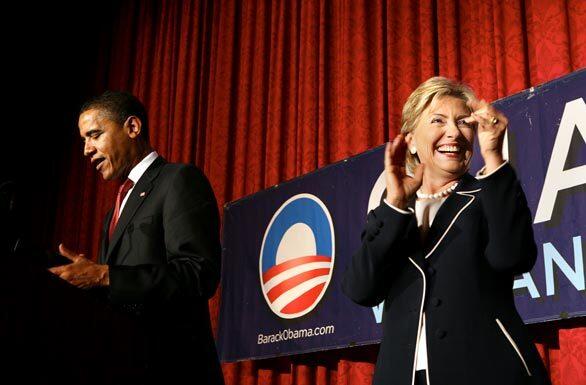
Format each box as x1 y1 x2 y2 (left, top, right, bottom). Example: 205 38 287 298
217 69 585 362
483 69 586 323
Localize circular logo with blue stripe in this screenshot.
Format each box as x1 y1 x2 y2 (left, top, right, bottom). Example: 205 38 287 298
259 194 335 319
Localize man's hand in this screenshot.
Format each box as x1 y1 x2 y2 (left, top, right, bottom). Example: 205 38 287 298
48 243 109 288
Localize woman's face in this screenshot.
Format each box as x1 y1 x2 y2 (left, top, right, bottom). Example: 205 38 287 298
406 95 475 181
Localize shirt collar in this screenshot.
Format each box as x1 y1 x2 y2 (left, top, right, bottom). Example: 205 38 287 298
127 151 159 184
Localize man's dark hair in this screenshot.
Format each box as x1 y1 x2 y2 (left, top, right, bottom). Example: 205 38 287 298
80 91 149 141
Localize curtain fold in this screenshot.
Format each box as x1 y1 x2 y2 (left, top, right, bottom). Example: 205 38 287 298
54 1 586 384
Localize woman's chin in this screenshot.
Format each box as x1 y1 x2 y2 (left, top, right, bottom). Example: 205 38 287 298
425 157 466 175
443 165 468 178
425 163 468 179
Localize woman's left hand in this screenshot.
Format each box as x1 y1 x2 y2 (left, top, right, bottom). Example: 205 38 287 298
465 98 508 173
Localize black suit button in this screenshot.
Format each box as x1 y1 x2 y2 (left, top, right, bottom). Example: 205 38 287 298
367 234 375 241
427 266 436 276
431 297 441 307
435 329 446 339
377 221 384 228
374 228 381 235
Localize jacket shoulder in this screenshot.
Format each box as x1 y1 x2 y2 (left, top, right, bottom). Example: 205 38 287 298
159 162 209 182
454 172 482 193
158 162 216 201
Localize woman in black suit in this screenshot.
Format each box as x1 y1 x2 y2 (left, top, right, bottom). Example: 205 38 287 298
342 77 550 385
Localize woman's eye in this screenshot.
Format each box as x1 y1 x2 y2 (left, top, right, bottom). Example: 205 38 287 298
457 119 473 128
431 118 443 124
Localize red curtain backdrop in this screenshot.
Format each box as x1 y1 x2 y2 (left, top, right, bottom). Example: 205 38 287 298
53 0 586 384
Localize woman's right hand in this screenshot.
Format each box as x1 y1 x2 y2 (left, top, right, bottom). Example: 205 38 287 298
384 134 424 209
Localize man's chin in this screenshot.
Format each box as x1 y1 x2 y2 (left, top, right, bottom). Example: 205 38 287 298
100 170 114 181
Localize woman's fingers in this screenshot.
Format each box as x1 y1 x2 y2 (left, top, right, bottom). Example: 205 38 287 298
406 163 424 193
483 105 508 127
466 96 487 112
469 98 508 161
412 163 424 185
473 110 507 135
467 97 508 129
385 134 406 168
472 111 492 129
384 141 391 169
391 134 406 166
385 134 408 204
463 115 478 125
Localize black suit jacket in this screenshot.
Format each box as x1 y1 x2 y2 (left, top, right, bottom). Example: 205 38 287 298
99 156 223 385
342 163 550 385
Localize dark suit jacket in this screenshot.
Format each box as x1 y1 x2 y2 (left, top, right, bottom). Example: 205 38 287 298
342 163 550 385
99 156 223 385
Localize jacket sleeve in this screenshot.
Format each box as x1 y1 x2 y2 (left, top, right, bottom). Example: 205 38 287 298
477 162 537 274
342 202 415 307
108 165 221 304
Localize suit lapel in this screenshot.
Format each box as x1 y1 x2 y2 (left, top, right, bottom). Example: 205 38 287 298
99 209 113 264
105 156 166 263
395 197 423 268
421 173 480 259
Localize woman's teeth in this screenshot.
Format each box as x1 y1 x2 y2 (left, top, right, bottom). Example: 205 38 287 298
437 145 460 153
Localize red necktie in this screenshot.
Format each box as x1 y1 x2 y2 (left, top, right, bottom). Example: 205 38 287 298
108 178 134 239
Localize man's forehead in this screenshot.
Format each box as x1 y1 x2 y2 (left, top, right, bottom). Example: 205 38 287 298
79 109 109 133
79 118 98 135
80 108 103 121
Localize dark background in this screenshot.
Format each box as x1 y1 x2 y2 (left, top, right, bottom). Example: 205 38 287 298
2 2 116 251
1 3 145 384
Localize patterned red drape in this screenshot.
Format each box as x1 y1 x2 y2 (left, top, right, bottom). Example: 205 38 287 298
54 0 586 384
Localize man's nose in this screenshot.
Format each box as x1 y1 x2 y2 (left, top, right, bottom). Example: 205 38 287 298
84 141 95 156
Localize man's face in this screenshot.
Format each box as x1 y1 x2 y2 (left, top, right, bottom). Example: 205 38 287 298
79 109 134 181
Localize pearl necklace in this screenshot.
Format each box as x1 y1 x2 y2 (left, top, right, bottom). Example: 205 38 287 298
416 181 459 200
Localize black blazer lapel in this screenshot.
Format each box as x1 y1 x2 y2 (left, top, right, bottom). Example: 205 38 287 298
422 173 480 259
99 209 113 264
105 156 166 264
399 197 424 268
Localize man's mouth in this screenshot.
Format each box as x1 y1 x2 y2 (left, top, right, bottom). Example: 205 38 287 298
92 157 106 171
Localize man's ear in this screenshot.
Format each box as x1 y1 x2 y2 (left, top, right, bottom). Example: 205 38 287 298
125 116 142 139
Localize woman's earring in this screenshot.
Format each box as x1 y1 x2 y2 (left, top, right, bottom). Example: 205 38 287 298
409 147 417 155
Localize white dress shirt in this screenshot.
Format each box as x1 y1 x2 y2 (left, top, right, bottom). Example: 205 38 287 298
384 197 447 372
118 151 159 219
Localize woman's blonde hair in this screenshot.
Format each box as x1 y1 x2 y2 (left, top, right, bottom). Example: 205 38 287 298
400 76 476 172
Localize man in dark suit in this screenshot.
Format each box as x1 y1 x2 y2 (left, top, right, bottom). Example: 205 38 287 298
49 91 224 384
